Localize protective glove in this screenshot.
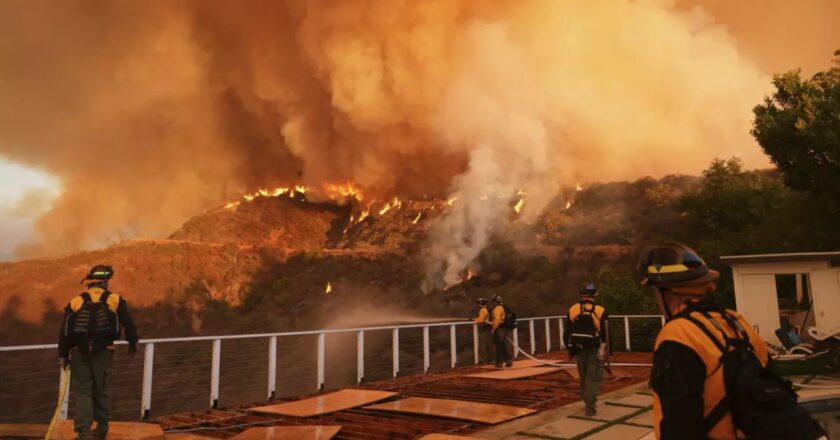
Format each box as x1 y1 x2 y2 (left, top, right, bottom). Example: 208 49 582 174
59 357 70 370
128 343 138 359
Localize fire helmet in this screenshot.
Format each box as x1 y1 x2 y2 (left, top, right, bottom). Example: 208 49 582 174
493 295 503 304
579 282 599 296
81 264 114 284
638 243 719 289
477 298 488 305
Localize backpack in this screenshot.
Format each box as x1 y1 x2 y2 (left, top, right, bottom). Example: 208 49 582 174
502 306 517 330
683 309 826 440
569 302 601 351
67 292 120 350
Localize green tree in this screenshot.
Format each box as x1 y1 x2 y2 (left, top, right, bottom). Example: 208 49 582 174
595 267 659 315
752 50 840 206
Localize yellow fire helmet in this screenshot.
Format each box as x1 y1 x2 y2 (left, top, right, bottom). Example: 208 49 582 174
639 243 719 289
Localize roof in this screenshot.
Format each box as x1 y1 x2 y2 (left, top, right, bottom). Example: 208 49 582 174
720 251 840 266
154 352 652 439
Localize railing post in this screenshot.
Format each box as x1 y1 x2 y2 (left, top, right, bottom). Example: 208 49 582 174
661 315 666 327
210 339 220 408
267 337 277 400
450 324 457 369
473 324 479 365
513 328 519 359
529 320 536 355
545 318 551 353
317 333 325 391
624 316 631 351
423 326 430 373
59 366 70 420
357 331 365 384
392 328 400 378
141 342 154 418
559 317 565 349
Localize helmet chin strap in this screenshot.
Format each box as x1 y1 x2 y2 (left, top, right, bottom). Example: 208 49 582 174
659 288 675 321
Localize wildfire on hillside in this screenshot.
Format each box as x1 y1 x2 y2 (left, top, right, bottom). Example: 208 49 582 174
325 282 332 294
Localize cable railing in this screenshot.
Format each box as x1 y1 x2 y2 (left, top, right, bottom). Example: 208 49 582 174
0 314 663 423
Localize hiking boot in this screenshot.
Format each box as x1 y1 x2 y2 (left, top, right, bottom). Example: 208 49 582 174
76 432 96 440
94 430 108 439
494 363 503 368
505 362 514 367
585 408 597 417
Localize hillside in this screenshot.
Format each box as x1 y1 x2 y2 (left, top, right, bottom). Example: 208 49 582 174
0 175 704 345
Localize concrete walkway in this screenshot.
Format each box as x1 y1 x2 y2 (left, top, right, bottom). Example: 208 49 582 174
475 381 654 440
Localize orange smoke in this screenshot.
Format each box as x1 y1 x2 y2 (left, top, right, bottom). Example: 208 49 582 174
0 0 835 263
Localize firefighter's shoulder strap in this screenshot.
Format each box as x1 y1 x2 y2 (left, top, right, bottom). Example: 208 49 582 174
679 311 730 431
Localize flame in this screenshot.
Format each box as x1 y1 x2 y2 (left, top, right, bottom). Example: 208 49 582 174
324 182 364 201
244 194 255 202
446 196 459 206
272 187 289 196
224 201 240 210
412 212 422 224
513 198 525 214
325 282 332 294
576 183 583 192
357 209 370 223
377 197 402 215
295 185 306 194
466 269 477 280
564 200 572 210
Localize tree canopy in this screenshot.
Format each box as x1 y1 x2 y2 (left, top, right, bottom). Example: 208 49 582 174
752 50 840 207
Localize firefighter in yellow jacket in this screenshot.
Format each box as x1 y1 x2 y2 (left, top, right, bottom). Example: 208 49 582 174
58 265 138 440
473 298 493 364
639 244 825 440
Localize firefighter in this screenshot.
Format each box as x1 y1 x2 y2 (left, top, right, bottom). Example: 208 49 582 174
490 295 514 368
58 265 138 440
565 282 609 416
640 243 825 440
473 298 493 364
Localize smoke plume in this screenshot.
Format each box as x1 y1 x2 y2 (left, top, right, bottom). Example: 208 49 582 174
0 0 832 280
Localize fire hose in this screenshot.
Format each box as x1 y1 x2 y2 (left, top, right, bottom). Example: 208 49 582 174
506 337 653 368
46 365 71 440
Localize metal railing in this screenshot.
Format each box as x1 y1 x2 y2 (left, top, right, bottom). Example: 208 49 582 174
0 314 663 422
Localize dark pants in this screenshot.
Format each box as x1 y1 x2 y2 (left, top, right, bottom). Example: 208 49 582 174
478 325 493 364
71 349 113 436
493 328 513 365
575 346 604 414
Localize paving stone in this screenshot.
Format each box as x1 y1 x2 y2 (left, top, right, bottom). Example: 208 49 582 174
250 389 397 417
585 424 651 440
625 410 653 427
527 417 604 438
365 396 536 424
571 404 638 421
608 393 652 408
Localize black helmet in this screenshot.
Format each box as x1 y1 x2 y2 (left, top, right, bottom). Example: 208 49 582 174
579 282 598 295
81 264 114 284
638 243 718 288
477 297 488 305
